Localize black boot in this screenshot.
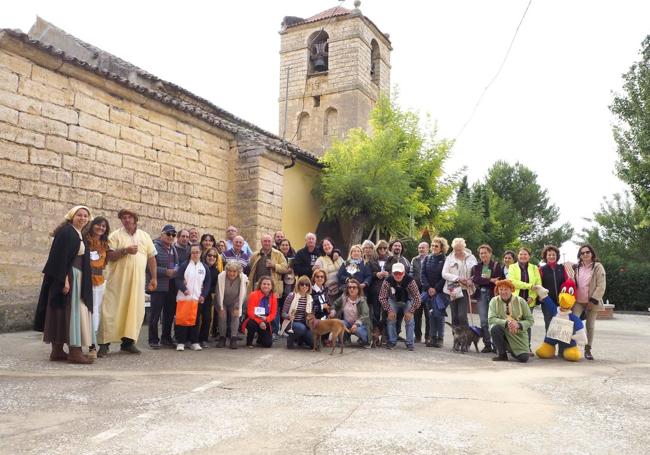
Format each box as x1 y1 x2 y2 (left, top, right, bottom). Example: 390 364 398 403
492 353 508 362
216 337 226 348
584 345 594 360
229 337 238 350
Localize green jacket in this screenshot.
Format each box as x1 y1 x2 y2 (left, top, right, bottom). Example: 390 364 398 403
332 295 372 330
507 262 542 307
488 295 534 356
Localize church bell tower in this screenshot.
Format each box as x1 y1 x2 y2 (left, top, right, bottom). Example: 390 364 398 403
278 1 392 156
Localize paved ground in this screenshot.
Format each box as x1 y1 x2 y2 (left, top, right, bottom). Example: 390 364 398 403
1 313 649 455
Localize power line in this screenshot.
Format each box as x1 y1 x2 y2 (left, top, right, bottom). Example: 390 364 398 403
288 0 347 144
452 0 533 145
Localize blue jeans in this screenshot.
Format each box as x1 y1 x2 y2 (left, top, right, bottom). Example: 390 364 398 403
477 288 492 346
288 321 312 348
342 320 369 344
387 300 415 347
427 294 448 339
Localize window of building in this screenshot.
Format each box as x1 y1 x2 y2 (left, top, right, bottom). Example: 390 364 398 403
324 107 338 137
297 112 310 141
313 96 320 107
371 39 380 85
308 30 329 74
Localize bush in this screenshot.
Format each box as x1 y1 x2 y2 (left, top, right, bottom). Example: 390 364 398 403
601 260 650 311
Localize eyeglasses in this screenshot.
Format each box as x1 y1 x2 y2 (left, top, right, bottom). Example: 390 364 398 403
164 232 176 237
580 250 591 256
432 244 440 248
206 254 217 258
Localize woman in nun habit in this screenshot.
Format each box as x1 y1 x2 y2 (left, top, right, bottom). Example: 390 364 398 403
34 205 95 364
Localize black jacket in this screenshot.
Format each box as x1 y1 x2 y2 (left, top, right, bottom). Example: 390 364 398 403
292 245 322 279
420 253 447 293
34 223 93 331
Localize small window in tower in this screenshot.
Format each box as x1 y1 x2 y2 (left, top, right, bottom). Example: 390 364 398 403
297 112 310 141
313 96 320 107
307 30 329 74
371 39 380 85
324 107 338 137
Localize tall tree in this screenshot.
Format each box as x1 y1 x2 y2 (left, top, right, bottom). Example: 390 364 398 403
610 35 650 227
315 96 455 247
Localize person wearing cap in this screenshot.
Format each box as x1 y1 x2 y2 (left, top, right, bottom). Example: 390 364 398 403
147 224 179 349
378 262 421 350
34 205 95 364
96 209 157 356
488 279 534 363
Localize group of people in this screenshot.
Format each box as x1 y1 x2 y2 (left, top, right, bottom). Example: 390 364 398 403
34 205 606 364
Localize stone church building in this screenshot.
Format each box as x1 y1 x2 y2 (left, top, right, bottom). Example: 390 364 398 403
0 4 390 330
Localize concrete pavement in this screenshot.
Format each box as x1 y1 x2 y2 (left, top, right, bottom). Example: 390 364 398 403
1 313 649 454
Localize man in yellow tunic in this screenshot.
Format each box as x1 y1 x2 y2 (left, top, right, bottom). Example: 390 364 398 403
97 209 157 356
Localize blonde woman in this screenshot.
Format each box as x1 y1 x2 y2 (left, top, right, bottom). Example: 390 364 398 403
337 244 372 290
313 238 344 302
442 237 477 328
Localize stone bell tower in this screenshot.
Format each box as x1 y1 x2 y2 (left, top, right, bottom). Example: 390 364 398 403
278 1 392 156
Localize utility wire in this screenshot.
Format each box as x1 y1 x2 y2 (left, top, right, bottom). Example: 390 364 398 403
452 0 533 145
288 0 347 143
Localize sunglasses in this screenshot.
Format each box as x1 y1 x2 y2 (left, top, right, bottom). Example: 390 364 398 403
393 271 404 275
164 232 177 237
580 250 591 255
377 246 387 250
299 283 310 288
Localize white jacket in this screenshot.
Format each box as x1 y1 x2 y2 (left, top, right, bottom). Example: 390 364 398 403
442 249 478 295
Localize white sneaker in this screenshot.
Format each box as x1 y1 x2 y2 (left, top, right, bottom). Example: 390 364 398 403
189 343 202 351
176 343 185 351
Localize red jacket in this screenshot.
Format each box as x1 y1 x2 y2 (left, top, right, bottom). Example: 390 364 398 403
243 290 278 329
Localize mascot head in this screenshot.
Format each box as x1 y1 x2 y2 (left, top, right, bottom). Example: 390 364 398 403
558 278 577 310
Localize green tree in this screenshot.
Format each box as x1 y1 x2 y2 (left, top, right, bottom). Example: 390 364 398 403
610 35 650 227
580 193 650 310
445 161 573 257
315 96 455 247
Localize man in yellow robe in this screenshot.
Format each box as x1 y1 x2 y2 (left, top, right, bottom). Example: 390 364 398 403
97 209 157 356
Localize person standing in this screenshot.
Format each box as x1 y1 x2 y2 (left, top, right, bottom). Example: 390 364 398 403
410 241 430 343
379 263 421 351
573 244 606 360
223 235 251 273
313 238 345 303
488 279 534 363
471 244 504 353
276 238 296 337
274 231 285 250
147 224 179 350
188 227 201 246
247 234 288 295
174 244 210 351
442 238 478 328
83 216 110 359
337 244 371 290
507 247 542 351
225 226 253 256
386 240 411 274
502 250 516 277
200 247 220 348
292 232 321 279
176 229 191 265
34 205 94 364
421 237 449 348
216 261 249 349
96 209 157 357
367 240 391 330
538 245 567 332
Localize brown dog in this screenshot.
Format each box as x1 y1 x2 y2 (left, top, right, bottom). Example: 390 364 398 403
306 314 350 355
371 321 384 348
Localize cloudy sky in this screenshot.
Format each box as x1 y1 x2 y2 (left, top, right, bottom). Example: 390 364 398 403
3 0 649 255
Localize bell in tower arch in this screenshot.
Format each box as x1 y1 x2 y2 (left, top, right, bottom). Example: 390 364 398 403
310 41 328 72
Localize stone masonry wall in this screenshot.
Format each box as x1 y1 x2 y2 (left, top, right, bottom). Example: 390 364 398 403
0 36 286 331
278 14 391 154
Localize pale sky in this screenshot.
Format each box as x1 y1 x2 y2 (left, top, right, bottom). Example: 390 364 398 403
3 0 648 257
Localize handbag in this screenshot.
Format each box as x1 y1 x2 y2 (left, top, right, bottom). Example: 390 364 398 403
176 299 198 326
448 283 464 300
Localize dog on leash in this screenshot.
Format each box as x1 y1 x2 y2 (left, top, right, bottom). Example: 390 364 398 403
445 322 481 353
306 314 350 355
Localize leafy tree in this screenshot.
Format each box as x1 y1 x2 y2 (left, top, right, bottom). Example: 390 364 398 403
580 193 650 310
444 161 573 257
315 96 455 247
610 35 650 226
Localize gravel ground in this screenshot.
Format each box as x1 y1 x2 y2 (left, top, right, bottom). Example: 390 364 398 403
1 313 648 454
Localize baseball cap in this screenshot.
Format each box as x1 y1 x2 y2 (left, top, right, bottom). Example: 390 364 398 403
392 263 405 274
161 224 176 234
